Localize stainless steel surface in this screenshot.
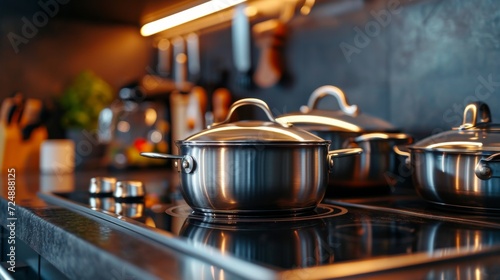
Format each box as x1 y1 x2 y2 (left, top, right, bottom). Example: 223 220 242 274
208 98 279 129
279 85 397 132
401 102 500 209
180 219 332 268
411 150 500 209
475 153 500 180
115 202 145 218
141 152 194 173
144 145 361 213
113 180 145 198
302 85 359 116
141 98 362 212
199 98 324 143
459 101 492 130
177 143 328 213
412 102 500 152
89 177 116 194
277 86 412 188
89 197 115 212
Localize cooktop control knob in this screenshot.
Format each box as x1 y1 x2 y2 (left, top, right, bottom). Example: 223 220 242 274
114 180 145 199
89 177 116 195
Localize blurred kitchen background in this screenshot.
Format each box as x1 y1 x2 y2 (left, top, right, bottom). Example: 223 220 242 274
1 0 500 170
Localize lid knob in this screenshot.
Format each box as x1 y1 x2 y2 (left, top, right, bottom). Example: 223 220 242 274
304 85 359 116
458 102 491 130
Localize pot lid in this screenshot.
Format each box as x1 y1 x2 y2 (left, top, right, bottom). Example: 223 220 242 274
411 102 500 152
183 98 326 143
276 85 398 133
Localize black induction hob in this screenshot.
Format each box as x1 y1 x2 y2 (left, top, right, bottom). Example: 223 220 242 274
39 185 500 280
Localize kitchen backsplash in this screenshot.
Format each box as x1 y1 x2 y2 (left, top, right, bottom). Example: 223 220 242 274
199 0 500 140
1 0 499 140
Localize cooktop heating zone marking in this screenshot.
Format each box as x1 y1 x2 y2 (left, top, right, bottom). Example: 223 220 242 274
165 204 348 223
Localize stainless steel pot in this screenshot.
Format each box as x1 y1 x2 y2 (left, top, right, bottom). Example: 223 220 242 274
141 98 361 214
276 85 412 189
396 102 500 210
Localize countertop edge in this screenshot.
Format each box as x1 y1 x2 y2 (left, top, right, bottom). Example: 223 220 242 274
0 197 160 280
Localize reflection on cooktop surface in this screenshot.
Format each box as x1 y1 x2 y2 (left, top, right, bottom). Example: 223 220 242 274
41 190 500 271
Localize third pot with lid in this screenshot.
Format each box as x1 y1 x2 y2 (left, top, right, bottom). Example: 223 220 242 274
396 102 500 210
276 85 412 190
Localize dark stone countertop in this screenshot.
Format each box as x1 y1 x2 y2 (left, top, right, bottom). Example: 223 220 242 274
0 168 242 280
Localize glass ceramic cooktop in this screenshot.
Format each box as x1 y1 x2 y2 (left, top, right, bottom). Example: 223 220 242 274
39 186 500 279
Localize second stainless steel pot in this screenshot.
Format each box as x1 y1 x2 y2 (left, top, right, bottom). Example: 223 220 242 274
277 85 412 189
142 98 361 214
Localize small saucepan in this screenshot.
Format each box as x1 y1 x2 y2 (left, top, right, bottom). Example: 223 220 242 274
141 98 361 214
395 102 500 210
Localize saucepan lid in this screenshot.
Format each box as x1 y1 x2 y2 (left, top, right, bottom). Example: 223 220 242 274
181 98 327 144
276 85 398 133
410 102 500 153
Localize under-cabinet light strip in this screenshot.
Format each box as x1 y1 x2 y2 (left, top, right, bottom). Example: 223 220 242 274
141 0 247 36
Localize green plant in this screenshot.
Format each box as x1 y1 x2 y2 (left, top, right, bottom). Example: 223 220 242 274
59 70 114 131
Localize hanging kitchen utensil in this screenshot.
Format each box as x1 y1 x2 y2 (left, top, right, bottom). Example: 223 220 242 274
395 102 500 210
186 33 201 85
277 85 412 190
252 1 294 88
232 3 253 89
170 36 193 155
141 98 361 214
156 38 171 78
172 36 191 92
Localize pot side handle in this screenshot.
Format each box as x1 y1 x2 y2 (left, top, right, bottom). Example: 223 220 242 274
475 153 500 180
301 85 359 116
393 145 411 167
327 148 363 170
140 152 195 174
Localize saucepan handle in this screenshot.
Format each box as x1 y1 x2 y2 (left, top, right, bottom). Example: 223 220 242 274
393 145 411 167
475 153 500 180
327 148 363 170
300 85 359 116
208 98 289 128
140 152 195 174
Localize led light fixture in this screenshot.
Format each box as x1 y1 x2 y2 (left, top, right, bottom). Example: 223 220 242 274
141 0 247 36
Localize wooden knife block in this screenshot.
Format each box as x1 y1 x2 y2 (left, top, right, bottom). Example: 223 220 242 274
0 123 47 173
